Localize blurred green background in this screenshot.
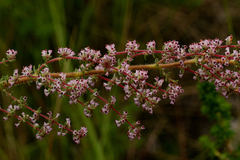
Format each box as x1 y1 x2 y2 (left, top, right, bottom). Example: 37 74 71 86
0 0 240 159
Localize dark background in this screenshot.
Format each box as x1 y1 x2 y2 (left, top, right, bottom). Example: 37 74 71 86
0 0 240 159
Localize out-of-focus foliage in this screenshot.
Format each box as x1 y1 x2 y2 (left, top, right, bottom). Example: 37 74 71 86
198 82 236 159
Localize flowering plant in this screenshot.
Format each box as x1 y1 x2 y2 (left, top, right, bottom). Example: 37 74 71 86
0 35 239 145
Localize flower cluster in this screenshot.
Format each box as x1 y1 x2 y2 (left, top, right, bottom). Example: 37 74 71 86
36 122 53 140
96 54 117 76
57 118 71 136
146 40 156 54
78 47 101 63
35 112 62 140
167 83 184 105
41 49 52 60
67 78 89 104
1 35 240 145
84 99 99 117
162 40 182 63
22 65 33 76
125 40 140 56
58 47 75 57
3 104 20 121
73 127 88 144
105 44 117 56
115 111 128 127
127 121 145 140
6 49 17 61
101 95 116 114
8 69 19 87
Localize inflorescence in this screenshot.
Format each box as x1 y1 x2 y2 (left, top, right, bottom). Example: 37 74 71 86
1 35 240 144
